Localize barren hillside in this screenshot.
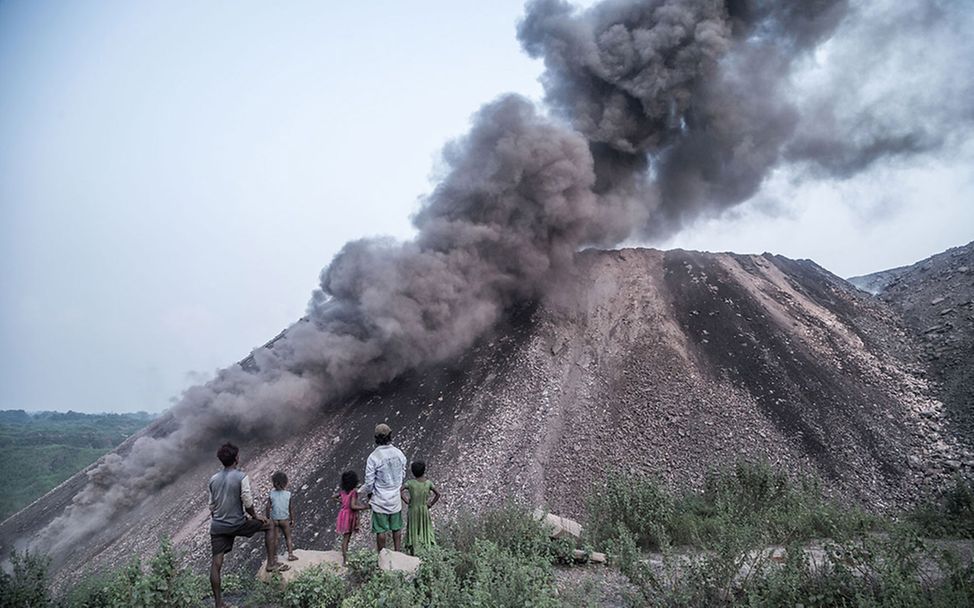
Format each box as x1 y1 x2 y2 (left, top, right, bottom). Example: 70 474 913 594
850 241 974 444
1 248 965 582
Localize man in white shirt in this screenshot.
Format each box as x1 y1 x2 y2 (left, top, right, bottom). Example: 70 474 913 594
359 423 407 551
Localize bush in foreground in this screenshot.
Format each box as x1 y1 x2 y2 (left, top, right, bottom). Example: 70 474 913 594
0 551 50 608
589 461 876 552
60 538 202 608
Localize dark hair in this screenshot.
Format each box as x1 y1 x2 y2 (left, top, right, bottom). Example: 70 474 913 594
340 470 359 492
272 471 288 490
411 461 426 478
217 443 238 467
375 432 392 445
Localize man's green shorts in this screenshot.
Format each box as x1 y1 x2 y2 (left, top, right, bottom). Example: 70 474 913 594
371 510 403 534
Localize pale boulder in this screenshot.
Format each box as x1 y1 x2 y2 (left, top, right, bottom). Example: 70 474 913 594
532 509 583 541
378 548 421 577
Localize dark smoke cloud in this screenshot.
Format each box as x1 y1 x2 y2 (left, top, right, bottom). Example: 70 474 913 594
517 0 850 236
28 0 973 559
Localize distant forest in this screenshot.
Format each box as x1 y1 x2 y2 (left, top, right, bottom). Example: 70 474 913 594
0 410 154 521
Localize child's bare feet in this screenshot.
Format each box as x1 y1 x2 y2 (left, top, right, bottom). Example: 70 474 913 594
287 553 298 561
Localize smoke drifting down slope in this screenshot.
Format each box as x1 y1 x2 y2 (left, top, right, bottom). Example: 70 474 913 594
27 0 974 557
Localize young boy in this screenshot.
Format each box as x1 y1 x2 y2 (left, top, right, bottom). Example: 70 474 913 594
265 471 298 563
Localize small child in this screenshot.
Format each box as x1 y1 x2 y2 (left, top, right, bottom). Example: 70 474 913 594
265 471 298 563
334 470 369 564
400 461 440 555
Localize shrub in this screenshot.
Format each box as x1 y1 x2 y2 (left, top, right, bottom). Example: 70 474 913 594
136 537 203 607
441 501 554 563
587 471 673 550
344 549 378 586
339 571 418 608
60 537 202 608
590 461 876 554
412 545 463 607
0 551 50 608
281 565 346 608
908 476 974 538
458 539 557 608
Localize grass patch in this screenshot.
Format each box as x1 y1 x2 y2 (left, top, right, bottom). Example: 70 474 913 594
589 461 877 552
906 476 974 538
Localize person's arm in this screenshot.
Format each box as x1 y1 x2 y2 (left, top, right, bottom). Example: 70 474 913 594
428 485 440 509
360 455 376 498
400 485 410 505
264 495 271 519
350 492 369 511
241 475 265 522
208 480 216 517
289 497 295 525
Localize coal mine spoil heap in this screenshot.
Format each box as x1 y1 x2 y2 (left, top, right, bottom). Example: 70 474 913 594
1 248 966 581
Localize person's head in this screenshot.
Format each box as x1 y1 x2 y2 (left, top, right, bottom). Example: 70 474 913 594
216 442 238 467
272 471 288 490
374 423 392 446
340 470 359 492
411 461 426 478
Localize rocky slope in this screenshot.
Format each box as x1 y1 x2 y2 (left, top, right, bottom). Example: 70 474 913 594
1 248 965 582
849 241 974 446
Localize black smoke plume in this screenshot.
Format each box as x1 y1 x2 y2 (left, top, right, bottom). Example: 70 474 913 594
28 0 973 558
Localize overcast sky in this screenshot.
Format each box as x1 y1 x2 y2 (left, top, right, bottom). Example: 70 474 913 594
2 1 972 413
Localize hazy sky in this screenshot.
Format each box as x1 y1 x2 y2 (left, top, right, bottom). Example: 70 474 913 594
2 1 972 413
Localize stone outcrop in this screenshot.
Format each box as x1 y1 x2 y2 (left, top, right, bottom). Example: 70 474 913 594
534 509 583 541
378 549 421 577
256 549 343 585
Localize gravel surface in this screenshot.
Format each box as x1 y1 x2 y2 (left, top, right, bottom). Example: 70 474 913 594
852 240 974 449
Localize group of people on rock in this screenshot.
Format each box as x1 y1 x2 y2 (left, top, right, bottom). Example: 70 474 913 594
206 423 440 608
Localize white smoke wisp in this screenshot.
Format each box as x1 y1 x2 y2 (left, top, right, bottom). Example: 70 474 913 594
28 0 974 560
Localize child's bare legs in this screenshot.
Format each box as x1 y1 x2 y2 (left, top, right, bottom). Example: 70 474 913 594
341 533 352 564
275 520 297 560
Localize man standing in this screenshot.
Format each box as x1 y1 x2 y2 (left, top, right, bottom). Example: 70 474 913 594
208 443 283 608
359 423 407 552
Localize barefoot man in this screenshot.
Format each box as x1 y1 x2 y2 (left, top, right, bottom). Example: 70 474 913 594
208 442 284 608
359 423 407 552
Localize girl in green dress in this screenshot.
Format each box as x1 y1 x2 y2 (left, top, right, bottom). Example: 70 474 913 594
400 461 440 555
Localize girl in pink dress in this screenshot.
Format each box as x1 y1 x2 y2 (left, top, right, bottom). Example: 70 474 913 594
333 470 368 563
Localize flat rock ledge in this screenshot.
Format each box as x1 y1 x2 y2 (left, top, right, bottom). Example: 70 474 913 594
533 509 583 541
256 549 344 585
379 548 422 578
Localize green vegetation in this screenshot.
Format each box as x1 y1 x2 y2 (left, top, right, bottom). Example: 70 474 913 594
587 461 879 552
0 410 153 520
0 551 50 608
593 462 973 607
7 462 971 607
906 476 974 538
